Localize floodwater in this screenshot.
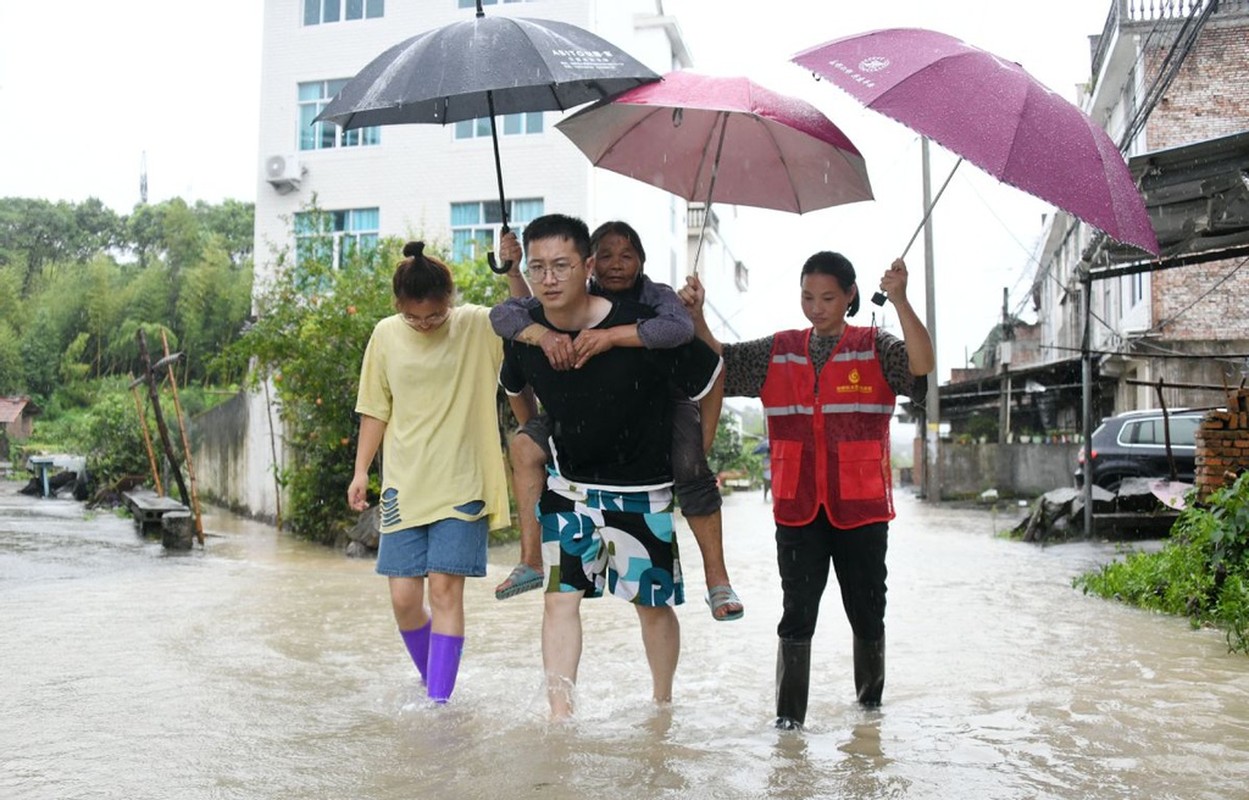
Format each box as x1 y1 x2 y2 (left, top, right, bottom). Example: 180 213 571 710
2 482 1247 800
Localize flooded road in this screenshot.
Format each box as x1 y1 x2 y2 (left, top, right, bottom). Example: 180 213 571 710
2 481 1246 799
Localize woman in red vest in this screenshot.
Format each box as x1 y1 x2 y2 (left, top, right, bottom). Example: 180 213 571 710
680 252 933 729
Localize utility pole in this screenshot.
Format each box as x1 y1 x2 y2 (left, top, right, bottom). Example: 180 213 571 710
998 287 1013 444
922 137 941 504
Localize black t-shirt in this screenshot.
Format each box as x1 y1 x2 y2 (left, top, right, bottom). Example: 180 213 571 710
499 298 721 488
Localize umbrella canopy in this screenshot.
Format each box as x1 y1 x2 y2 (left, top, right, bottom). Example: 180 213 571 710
315 0 660 271
791 28 1159 256
555 70 873 215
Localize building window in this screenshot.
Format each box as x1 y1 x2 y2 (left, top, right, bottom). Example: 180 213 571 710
305 0 383 25
299 81 380 151
450 199 543 263
1130 272 1145 307
734 260 749 292
295 207 380 270
454 112 543 140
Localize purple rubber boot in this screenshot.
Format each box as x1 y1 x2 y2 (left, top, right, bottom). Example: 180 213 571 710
426 633 465 703
399 620 432 683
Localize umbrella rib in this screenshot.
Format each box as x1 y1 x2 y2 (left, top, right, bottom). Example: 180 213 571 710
750 113 804 213
690 111 724 203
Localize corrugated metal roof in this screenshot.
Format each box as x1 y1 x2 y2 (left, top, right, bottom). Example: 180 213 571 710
1101 130 1249 267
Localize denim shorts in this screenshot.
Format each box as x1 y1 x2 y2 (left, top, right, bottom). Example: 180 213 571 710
375 501 488 578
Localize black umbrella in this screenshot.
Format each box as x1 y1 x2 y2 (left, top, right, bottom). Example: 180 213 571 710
315 0 660 272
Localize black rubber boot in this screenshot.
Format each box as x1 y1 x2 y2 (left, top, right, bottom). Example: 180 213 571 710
775 639 811 730
854 636 885 707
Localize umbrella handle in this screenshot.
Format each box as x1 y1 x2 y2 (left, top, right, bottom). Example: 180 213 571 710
488 223 513 274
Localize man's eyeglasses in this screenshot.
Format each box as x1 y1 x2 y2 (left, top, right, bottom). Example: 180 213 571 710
401 310 449 329
524 260 580 283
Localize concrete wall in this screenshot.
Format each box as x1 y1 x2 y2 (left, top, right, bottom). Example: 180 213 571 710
938 442 1083 498
191 387 285 522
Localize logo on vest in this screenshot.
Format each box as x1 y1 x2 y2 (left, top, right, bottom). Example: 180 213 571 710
836 367 874 394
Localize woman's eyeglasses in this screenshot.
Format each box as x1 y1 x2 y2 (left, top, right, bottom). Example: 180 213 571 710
401 310 449 329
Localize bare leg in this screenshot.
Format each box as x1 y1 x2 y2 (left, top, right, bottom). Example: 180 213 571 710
686 512 731 592
388 576 429 630
496 433 546 598
426 572 466 636
670 399 742 620
636 604 680 704
542 591 583 720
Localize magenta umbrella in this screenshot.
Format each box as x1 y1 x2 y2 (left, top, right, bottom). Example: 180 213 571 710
555 70 873 269
791 28 1159 258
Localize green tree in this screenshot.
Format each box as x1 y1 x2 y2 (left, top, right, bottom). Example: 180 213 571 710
0 197 121 293
193 199 254 266
0 321 23 394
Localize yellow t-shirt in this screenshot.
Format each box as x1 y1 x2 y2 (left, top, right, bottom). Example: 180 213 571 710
354 305 508 532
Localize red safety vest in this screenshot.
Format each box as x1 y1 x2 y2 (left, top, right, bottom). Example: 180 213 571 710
759 326 896 528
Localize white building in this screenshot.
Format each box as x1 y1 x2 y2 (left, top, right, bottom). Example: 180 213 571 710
214 0 750 519
254 0 748 301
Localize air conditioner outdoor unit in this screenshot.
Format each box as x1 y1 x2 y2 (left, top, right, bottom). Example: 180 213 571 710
264 154 303 193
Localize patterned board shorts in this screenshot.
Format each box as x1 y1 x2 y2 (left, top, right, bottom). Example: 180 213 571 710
539 483 684 607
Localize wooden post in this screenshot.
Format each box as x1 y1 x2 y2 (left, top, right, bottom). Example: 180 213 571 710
128 377 164 496
136 328 191 510
1154 377 1178 483
160 330 204 545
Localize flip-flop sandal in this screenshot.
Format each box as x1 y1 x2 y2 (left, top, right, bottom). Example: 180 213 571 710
705 584 744 621
495 563 543 600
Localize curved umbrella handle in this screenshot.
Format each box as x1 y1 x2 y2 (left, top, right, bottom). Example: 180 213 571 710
487 223 513 274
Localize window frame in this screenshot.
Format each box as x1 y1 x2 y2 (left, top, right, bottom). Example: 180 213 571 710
453 111 544 140
304 0 383 25
449 198 544 263
294 207 380 272
298 80 381 151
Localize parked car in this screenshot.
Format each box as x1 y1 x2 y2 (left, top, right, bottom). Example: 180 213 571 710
1074 409 1205 491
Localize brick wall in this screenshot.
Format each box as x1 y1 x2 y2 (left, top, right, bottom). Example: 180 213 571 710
1142 16 1249 344
1152 257 1249 341
1195 389 1249 501
1145 23 1249 150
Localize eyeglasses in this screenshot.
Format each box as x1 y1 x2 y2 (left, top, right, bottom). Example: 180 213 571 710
524 260 580 283
401 310 449 329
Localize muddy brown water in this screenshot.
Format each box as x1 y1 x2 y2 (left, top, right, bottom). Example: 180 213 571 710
2 482 1246 799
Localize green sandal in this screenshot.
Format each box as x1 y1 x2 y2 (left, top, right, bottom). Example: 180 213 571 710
495 563 543 600
705 584 744 621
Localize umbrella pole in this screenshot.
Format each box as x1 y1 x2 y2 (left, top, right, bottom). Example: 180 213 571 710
692 113 730 275
872 156 963 306
485 90 513 274
901 156 962 259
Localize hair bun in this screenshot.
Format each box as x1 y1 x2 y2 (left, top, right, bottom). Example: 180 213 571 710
402 241 425 259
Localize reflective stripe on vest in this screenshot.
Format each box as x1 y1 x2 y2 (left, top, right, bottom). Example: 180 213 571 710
759 326 896 528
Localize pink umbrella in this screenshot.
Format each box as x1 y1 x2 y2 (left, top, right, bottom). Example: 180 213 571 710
791 28 1159 257
555 70 873 268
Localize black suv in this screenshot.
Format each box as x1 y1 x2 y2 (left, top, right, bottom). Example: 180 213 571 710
1074 409 1205 490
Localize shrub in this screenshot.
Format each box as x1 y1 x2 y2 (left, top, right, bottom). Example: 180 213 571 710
1075 471 1249 653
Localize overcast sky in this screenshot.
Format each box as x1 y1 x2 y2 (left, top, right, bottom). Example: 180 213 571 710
0 0 1115 381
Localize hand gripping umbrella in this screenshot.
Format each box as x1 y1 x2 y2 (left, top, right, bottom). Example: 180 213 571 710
315 0 659 272
791 27 1159 304
554 70 873 272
